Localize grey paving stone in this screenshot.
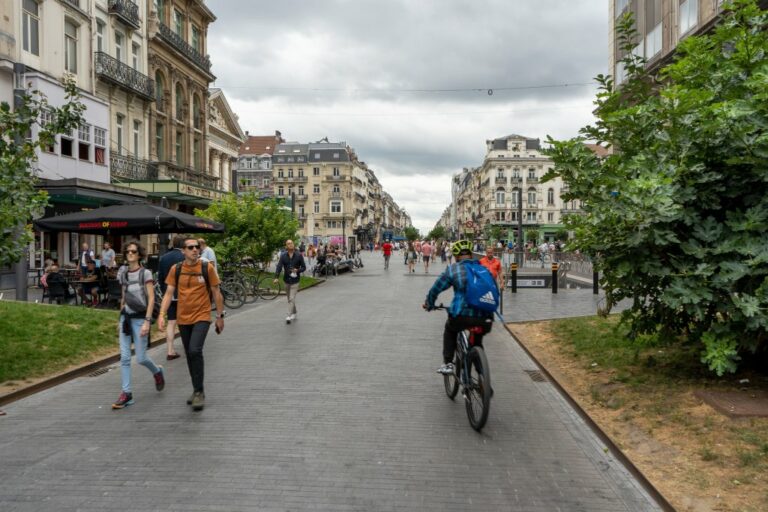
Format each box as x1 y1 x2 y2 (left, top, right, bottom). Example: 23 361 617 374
0 253 660 511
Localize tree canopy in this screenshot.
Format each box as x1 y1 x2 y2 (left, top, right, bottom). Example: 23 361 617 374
0 79 84 267
544 0 768 374
195 194 298 266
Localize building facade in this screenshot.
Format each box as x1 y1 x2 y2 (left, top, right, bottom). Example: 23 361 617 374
207 88 245 193
235 131 284 198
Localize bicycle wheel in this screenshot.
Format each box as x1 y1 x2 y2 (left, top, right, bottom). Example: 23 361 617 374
256 274 281 300
220 280 245 309
241 273 259 304
464 347 492 431
444 353 460 400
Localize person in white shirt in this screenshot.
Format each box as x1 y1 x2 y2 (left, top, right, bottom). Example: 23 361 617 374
101 241 116 269
198 238 217 269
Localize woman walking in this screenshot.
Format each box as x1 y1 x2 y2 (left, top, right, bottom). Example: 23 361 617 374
112 241 165 409
407 241 417 273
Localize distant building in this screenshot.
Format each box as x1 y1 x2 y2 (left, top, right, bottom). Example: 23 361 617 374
236 131 284 198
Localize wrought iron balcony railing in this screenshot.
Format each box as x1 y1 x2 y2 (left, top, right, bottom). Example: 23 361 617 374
160 162 220 189
325 175 348 181
95 52 154 101
108 0 140 29
110 153 158 181
295 194 308 201
157 22 212 74
495 177 507 185
526 177 539 183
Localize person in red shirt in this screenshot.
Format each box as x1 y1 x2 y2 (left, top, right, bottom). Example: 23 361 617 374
381 240 393 269
479 246 504 290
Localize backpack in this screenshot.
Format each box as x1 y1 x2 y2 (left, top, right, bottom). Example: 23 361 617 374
119 267 161 320
174 260 212 303
463 261 499 314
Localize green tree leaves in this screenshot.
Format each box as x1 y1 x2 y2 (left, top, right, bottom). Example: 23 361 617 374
545 0 768 375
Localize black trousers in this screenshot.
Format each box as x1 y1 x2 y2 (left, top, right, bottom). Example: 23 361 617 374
179 322 210 393
443 315 493 364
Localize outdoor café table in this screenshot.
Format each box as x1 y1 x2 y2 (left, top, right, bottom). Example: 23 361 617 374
70 279 98 305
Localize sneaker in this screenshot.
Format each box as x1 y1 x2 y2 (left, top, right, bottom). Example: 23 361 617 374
436 363 455 375
191 391 205 411
153 367 165 391
290 313 296 321
286 315 292 324
186 393 194 405
112 392 134 409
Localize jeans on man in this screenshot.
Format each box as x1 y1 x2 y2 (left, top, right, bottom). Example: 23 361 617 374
285 282 298 315
179 322 211 393
119 315 160 393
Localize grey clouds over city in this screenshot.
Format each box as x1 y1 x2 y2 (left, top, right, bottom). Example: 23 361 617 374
206 0 608 233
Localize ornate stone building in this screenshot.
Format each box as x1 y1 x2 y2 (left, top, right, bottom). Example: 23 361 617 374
236 131 285 198
207 88 245 193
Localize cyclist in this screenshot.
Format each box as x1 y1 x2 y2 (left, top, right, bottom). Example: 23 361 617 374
422 240 493 375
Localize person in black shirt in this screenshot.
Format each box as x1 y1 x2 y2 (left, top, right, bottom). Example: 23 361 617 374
274 239 306 324
157 235 186 360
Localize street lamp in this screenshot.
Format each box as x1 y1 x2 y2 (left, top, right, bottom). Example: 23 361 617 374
342 217 346 252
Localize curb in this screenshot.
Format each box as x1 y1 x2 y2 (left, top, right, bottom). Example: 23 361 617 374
500 320 676 512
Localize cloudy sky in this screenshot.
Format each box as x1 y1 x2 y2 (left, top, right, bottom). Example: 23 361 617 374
206 0 609 234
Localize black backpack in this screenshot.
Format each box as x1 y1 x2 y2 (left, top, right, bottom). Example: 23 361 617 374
173 260 212 302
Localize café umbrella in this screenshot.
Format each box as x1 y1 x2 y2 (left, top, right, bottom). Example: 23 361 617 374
34 203 225 235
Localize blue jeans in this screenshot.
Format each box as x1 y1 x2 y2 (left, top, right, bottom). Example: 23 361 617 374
119 315 160 393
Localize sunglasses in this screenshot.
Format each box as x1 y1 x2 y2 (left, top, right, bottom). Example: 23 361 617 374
125 249 139 255
185 245 200 250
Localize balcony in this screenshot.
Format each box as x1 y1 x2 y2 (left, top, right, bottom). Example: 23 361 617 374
495 177 507 185
510 176 522 184
160 162 220 189
108 0 140 29
325 175 348 181
110 153 158 181
294 175 308 182
330 191 342 198
296 194 308 201
526 177 539 183
95 52 154 101
157 22 212 76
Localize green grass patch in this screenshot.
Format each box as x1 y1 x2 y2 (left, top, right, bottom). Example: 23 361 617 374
0 301 119 384
299 275 320 290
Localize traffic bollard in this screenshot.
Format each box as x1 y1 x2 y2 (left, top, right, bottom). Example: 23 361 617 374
552 263 558 294
593 270 599 295
510 263 517 293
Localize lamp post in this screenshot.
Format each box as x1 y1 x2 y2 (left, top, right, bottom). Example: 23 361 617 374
342 217 346 252
13 63 28 301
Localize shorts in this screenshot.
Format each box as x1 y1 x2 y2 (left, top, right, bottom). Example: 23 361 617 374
423 255 431 263
167 301 177 321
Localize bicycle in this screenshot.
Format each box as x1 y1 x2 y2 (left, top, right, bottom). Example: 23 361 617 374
433 305 492 432
218 279 246 309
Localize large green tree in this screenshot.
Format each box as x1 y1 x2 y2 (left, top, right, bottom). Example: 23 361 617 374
427 225 446 241
0 79 84 267
196 194 298 266
544 0 768 374
403 226 420 242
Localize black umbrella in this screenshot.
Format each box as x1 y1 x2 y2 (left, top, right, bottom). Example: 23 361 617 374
34 203 225 235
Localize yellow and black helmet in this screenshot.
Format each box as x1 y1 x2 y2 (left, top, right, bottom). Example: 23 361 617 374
451 239 473 256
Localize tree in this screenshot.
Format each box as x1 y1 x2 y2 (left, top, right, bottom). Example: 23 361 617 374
403 226 420 242
0 79 84 268
485 225 504 244
525 229 539 242
544 0 768 375
427 225 446 241
195 194 298 266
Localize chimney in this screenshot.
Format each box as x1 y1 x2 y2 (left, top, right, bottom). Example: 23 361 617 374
245 130 249 137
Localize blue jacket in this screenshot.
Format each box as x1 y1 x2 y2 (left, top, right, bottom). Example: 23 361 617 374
426 259 491 318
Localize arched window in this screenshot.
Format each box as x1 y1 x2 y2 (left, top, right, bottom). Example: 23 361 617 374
547 188 554 205
511 188 519 206
192 95 201 129
527 187 536 206
175 83 183 120
495 187 505 205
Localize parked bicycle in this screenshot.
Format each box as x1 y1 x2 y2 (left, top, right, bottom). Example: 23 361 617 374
434 305 492 432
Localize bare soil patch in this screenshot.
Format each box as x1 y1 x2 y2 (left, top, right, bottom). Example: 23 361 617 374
509 320 768 512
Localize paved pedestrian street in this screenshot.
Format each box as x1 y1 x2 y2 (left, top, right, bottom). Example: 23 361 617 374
0 255 660 511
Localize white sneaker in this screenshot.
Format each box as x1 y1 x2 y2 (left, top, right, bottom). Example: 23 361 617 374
436 363 455 375
286 316 292 324
290 313 296 321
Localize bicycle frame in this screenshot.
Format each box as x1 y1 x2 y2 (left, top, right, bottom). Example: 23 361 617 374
456 326 485 390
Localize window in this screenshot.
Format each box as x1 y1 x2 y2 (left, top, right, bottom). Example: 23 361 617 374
510 211 518 221
330 201 342 213
313 167 320 175
61 134 74 157
495 190 505 205
513 167 520 178
314 153 320 159
175 130 183 165
193 97 201 129
645 0 662 58
277 169 284 177
299 205 305 216
511 189 519 206
155 123 164 160
175 83 183 120
526 212 537 221
314 201 320 214
133 121 141 158
155 72 164 108
191 25 200 52
528 168 536 179
547 188 555 205
262 178 270 187
645 22 662 58
332 167 340 176
173 10 183 37
116 115 124 155
41 109 55 152
22 0 39 56
64 21 78 73
298 186 304 195
298 168 304 177
679 0 698 36
193 136 200 169
497 168 505 178
327 221 339 229
332 185 340 193
527 188 536 206
616 0 630 13
95 126 106 164
115 31 123 62
131 43 140 71
278 186 284 196
78 124 90 161
96 20 105 52
154 0 165 23
313 184 320 194
288 168 293 177
548 212 554 222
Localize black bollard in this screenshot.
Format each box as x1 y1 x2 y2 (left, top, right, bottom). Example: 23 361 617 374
593 270 599 295
510 263 517 293
552 263 558 294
